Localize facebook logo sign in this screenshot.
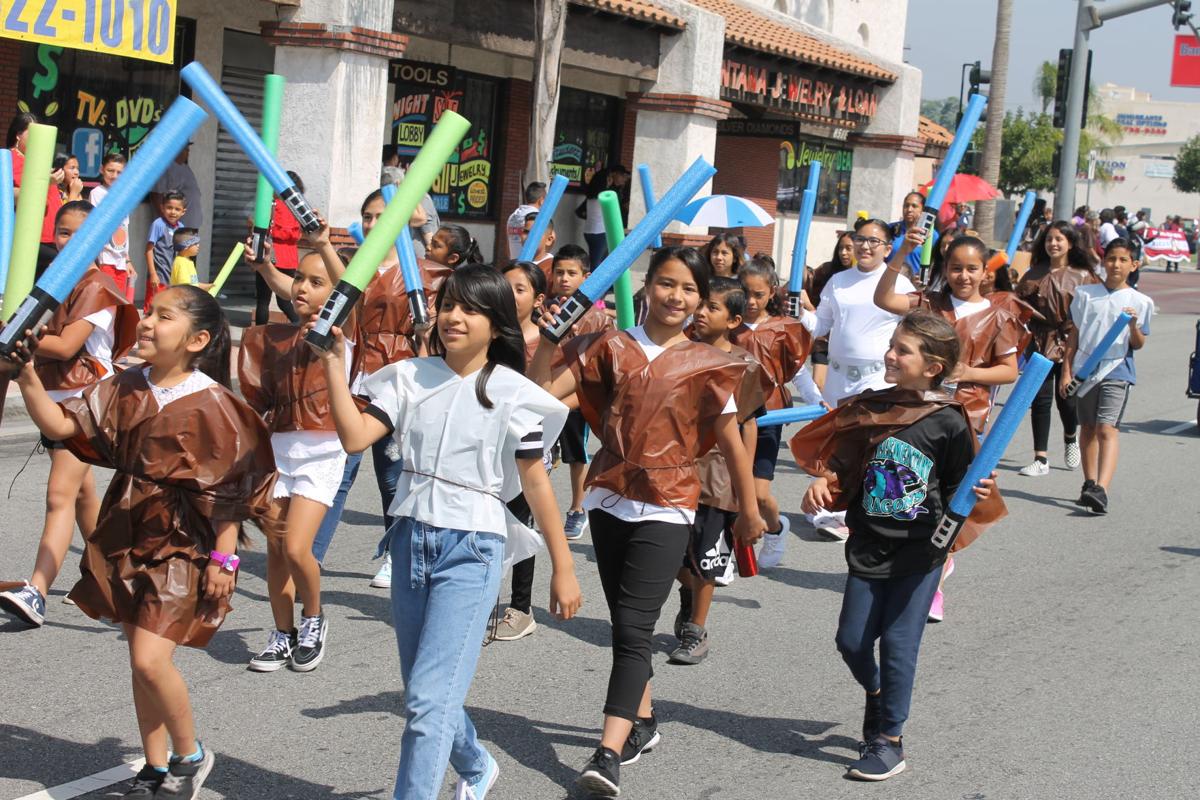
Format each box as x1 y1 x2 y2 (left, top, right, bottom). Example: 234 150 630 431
72 128 105 178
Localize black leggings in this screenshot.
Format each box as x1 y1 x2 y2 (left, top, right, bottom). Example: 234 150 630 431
589 509 690 721
1030 360 1078 453
507 493 536 613
254 270 299 325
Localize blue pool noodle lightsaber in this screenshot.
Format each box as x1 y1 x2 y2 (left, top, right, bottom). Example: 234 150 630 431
519 173 568 263
180 61 321 234
381 183 429 327
1005 190 1037 261
756 405 826 427
930 352 1053 549
541 156 716 342
0 149 13 292
637 164 662 249
786 161 821 317
0 98 208 355
918 93 987 284
1064 312 1133 398
347 221 364 245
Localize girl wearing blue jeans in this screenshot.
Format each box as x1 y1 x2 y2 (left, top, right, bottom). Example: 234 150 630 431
797 311 999 782
315 264 583 800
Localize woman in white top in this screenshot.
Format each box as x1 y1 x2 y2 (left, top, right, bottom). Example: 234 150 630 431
315 264 581 800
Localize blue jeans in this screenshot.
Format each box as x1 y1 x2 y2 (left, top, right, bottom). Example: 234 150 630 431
389 518 504 800
834 565 942 737
312 436 405 563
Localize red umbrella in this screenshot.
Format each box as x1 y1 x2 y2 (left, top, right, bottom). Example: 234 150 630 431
919 174 1001 204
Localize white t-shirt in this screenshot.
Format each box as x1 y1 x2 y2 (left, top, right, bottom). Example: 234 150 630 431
1068 284 1154 394
46 308 116 403
583 197 605 235
506 203 539 259
89 185 129 268
1099 221 1120 248
583 326 737 525
814 265 913 363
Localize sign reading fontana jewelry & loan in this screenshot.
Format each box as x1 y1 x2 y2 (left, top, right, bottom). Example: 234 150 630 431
720 56 880 127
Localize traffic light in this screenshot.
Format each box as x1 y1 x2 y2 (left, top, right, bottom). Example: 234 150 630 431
969 61 991 97
1174 0 1192 30
1053 49 1071 128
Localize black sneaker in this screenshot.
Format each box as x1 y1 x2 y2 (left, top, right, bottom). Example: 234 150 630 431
1074 479 1097 506
121 764 164 798
576 746 620 797
157 745 214 799
860 692 883 754
620 715 661 765
674 586 692 639
847 735 906 781
291 613 328 672
248 629 295 672
667 622 709 665
1081 483 1109 515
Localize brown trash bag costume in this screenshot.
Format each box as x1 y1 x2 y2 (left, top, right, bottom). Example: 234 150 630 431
34 268 139 391
60 370 277 647
789 387 1006 553
238 322 353 433
1015 266 1100 363
730 316 814 410
353 257 451 378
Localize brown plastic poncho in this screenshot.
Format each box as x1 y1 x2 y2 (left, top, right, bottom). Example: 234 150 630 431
564 329 751 511
788 387 1006 552
730 316 814 410
1016 266 1100 362
35 269 138 391
695 343 771 512
61 370 277 647
238 323 349 433
551 304 614 372
352 258 452 378
913 292 1030 435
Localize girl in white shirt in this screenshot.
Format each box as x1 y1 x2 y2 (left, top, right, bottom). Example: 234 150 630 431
315 264 581 800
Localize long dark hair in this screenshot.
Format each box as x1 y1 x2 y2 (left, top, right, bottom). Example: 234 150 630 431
438 224 484 266
169 285 233 388
1030 220 1098 273
6 112 36 149
428 264 526 408
811 231 855 302
737 255 783 316
646 245 710 299
702 232 745 273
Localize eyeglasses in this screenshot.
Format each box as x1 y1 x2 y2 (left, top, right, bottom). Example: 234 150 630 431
851 235 888 249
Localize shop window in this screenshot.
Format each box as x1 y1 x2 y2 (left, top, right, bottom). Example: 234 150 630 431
16 17 196 177
550 87 622 186
777 138 853 218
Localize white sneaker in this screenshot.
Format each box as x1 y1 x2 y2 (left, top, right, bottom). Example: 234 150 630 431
757 516 790 569
1018 459 1050 477
1064 440 1081 470
370 552 392 589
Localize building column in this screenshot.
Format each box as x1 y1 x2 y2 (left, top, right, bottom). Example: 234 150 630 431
262 0 404 227
847 63 922 221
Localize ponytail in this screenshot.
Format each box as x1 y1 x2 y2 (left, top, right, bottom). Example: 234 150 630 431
438 224 484 267
171 285 233 388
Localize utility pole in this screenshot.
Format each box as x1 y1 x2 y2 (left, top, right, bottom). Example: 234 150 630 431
1054 0 1174 219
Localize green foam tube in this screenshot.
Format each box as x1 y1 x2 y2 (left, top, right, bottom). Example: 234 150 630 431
306 110 471 351
599 191 634 330
2 123 55 318
920 228 934 269
250 74 285 263
208 242 245 297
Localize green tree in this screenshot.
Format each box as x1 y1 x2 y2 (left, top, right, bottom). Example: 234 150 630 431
1034 60 1057 113
920 96 959 130
1173 135 1200 194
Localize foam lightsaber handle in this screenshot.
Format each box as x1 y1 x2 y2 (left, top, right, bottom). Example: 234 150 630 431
637 164 661 249
599 190 635 330
518 173 568 263
250 74 286 262
756 404 826 427
1004 190 1037 261
0 150 13 293
381 183 429 328
0 100 207 356
1064 313 1133 398
208 242 245 297
306 110 470 352
181 62 319 234
1 124 55 318
930 352 1053 549
917 93 987 246
543 156 716 343
347 221 364 245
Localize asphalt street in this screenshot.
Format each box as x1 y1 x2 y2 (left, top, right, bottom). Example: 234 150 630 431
1 271 1197 800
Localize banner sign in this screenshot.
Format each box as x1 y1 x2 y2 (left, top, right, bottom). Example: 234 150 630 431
0 0 177 65
1170 34 1200 88
720 56 879 126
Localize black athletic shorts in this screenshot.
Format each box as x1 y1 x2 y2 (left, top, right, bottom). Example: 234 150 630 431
559 409 590 465
686 504 737 580
752 421 782 480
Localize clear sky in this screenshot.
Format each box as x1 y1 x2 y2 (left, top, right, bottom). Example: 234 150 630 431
904 0 1199 110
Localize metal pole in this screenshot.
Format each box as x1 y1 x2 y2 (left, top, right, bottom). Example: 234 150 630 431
1054 0 1092 220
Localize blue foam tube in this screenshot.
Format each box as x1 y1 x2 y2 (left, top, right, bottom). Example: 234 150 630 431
1064 312 1133 397
180 61 320 233
381 184 429 327
0 98 208 356
785 161 822 315
519 173 568 263
1005 190 1037 261
931 353 1053 548
756 405 826 427
542 156 716 342
347 221 364 245
0 149 12 292
925 94 987 215
637 164 662 249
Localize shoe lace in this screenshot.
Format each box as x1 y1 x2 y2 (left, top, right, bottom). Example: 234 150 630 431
862 737 896 759
500 607 521 626
679 627 703 653
297 617 323 649
260 630 291 656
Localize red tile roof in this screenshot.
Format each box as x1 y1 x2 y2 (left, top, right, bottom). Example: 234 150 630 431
918 115 954 147
570 0 688 30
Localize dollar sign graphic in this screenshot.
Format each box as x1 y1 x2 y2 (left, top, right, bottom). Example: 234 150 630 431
31 46 63 100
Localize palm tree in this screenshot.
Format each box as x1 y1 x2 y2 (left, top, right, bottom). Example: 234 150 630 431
529 0 567 183
1032 59 1123 179
1034 61 1057 113
973 0 1012 244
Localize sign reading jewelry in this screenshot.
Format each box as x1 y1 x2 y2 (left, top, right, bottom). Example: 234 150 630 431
720 58 879 125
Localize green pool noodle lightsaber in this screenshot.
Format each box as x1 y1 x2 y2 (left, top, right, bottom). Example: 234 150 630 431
2 123 56 318
305 110 471 351
599 191 635 330
249 74 285 263
920 226 934 273
208 242 245 297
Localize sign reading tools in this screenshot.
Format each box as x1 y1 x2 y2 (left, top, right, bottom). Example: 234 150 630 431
0 0 177 64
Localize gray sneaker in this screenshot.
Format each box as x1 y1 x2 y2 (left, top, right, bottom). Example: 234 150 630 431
668 622 709 665
564 510 589 541
492 607 537 641
157 746 214 799
121 764 164 798
0 582 46 627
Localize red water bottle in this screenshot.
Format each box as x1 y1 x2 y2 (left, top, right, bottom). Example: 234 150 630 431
734 540 759 577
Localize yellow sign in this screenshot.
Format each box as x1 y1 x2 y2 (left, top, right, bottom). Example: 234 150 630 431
0 0 177 65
